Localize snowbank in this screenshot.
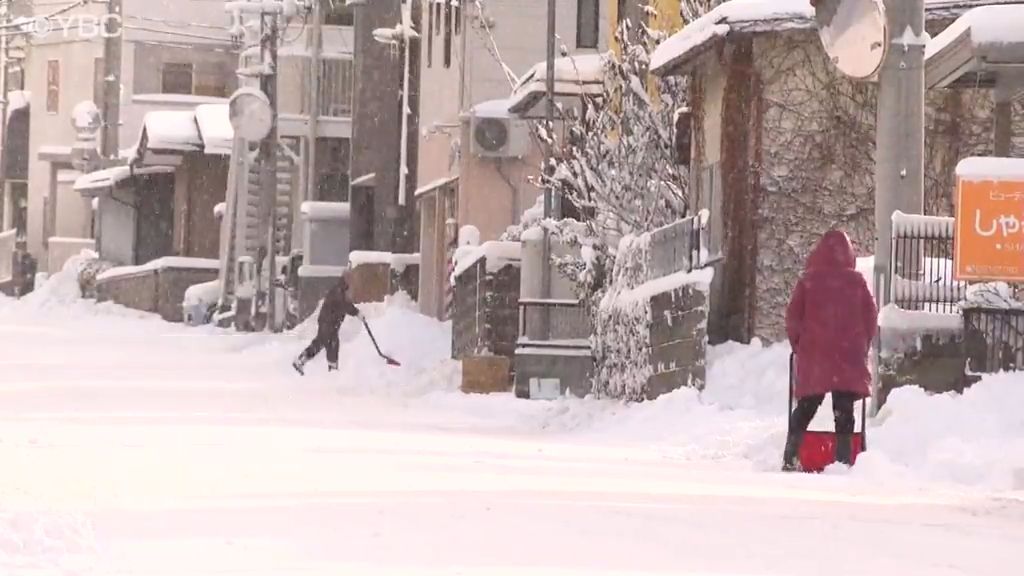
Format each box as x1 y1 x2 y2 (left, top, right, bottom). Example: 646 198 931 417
854 373 1024 489
18 250 98 308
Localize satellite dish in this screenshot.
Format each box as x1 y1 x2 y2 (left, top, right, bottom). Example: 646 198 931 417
815 0 888 81
229 87 273 142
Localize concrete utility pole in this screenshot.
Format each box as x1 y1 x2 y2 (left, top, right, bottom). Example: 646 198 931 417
540 0 556 337
0 0 10 209
258 5 280 331
874 0 925 306
101 0 123 160
306 0 322 202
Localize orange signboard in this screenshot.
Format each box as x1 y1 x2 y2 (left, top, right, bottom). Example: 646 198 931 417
954 174 1024 282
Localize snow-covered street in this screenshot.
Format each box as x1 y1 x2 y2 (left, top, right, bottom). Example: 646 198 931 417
1 283 1022 575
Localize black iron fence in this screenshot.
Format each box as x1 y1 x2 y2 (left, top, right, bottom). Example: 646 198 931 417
890 213 964 314
890 212 1023 376
963 307 1024 375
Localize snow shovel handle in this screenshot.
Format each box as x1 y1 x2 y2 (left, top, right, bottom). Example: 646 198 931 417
361 317 400 366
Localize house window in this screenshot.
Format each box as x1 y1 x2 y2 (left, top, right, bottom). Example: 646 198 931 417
161 62 194 95
46 60 59 113
443 0 452 68
577 0 599 49
427 1 434 67
194 63 229 97
324 4 354 26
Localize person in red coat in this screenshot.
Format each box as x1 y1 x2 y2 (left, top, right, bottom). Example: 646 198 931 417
784 230 878 470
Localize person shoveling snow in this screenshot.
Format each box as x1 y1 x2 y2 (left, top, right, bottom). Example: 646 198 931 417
783 230 878 471
292 275 363 375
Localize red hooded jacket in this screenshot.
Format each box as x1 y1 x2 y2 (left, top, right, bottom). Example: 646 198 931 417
786 231 878 399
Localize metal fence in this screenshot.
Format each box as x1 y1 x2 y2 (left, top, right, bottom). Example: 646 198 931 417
890 211 1022 376
890 213 964 314
648 211 708 278
518 298 590 344
963 307 1024 374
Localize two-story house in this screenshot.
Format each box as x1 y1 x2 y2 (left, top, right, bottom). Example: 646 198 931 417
416 0 610 318
25 0 239 272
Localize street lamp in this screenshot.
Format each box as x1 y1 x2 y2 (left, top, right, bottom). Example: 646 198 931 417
372 3 419 207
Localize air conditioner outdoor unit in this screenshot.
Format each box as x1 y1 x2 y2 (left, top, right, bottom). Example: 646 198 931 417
470 112 530 159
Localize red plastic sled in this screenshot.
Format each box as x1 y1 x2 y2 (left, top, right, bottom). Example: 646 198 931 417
789 353 867 473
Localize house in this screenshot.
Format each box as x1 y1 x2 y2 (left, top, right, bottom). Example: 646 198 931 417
649 0 1022 344
23 0 239 273
415 0 611 319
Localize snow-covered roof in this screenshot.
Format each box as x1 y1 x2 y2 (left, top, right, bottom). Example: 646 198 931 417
652 0 1023 76
142 110 202 152
195 104 233 155
925 5 1024 88
414 175 459 198
73 165 175 194
508 53 608 115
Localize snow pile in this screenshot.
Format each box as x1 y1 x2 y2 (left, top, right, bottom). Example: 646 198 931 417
964 282 1024 309
19 250 97 308
0 512 97 575
142 110 202 152
854 373 1024 489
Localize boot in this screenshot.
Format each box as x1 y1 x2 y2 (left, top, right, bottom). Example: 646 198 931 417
292 354 307 376
782 431 803 472
835 433 853 466
327 361 338 372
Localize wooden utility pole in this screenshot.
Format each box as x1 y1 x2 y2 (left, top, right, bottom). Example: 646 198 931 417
539 0 556 338
101 0 123 160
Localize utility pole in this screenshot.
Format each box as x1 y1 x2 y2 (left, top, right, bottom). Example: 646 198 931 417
540 0 556 338
306 0 322 202
257 5 280 331
0 0 10 219
101 0 123 160
874 0 925 307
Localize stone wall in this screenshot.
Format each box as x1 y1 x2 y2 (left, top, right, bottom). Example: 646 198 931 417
647 286 708 399
97 267 219 322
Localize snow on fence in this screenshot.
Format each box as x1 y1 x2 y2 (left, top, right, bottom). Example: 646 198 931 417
890 212 961 314
0 228 15 283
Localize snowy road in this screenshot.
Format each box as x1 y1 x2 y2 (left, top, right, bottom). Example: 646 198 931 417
1 290 1022 575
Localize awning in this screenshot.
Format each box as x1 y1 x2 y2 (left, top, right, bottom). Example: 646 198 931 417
130 105 234 165
195 104 233 155
73 165 175 196
925 4 1024 90
507 53 608 115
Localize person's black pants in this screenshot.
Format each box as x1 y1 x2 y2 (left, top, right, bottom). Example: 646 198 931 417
790 391 857 435
301 322 340 365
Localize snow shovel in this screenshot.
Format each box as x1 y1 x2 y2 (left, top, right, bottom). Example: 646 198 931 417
361 317 401 367
788 353 867 473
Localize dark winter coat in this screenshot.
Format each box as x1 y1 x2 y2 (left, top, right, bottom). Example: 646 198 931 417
318 279 360 328
786 230 878 399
